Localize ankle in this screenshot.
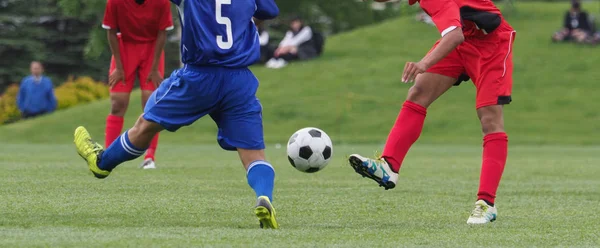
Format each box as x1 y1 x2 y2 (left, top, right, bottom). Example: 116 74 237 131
479 199 495 207
382 157 399 173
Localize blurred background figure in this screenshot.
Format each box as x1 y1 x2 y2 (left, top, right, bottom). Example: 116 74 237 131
551 0 597 44
266 16 324 69
17 61 57 119
415 11 434 26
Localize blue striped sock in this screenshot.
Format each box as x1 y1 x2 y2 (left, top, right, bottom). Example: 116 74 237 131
98 131 145 171
246 161 275 202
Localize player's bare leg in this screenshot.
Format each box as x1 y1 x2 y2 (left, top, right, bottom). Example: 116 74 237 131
140 90 159 169
467 105 507 224
238 148 278 229
349 73 456 189
105 92 131 148
127 115 164 149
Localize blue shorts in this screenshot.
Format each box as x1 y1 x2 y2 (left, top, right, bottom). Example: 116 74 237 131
143 65 264 151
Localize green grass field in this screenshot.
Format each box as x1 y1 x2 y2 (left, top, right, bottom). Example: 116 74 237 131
1 144 599 247
1 1 600 247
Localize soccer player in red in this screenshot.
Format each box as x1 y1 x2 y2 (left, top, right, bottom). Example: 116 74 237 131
102 0 173 169
349 0 515 224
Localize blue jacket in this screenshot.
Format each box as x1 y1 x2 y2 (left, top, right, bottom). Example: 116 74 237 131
17 75 57 114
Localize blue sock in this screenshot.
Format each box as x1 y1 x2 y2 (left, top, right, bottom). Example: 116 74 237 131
98 131 145 171
247 161 275 202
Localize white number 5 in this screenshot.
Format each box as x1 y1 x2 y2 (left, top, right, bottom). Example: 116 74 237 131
216 0 233 49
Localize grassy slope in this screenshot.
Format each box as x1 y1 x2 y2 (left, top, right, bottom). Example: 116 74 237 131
1 2 599 145
0 144 599 247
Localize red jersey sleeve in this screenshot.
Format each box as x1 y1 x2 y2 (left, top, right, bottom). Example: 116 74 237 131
420 0 462 36
159 1 174 31
102 0 118 30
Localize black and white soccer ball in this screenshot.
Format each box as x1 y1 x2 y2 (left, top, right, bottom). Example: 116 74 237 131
287 127 333 173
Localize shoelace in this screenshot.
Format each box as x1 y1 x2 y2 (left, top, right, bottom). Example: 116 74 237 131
87 138 103 153
374 150 383 160
471 205 484 218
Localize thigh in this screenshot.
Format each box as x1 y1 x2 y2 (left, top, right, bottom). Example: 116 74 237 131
110 42 137 93
468 31 516 109
210 69 264 151
143 68 221 132
409 42 465 107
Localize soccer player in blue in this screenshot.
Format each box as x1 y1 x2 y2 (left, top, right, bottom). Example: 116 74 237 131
73 0 280 229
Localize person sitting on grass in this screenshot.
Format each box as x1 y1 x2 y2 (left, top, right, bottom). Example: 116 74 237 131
552 0 596 44
266 16 319 69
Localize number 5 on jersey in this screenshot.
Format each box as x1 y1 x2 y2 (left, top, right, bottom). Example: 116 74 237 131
216 0 233 49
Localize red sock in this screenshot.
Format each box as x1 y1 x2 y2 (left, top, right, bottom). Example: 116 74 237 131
382 101 427 172
145 133 159 161
105 115 124 147
477 132 508 204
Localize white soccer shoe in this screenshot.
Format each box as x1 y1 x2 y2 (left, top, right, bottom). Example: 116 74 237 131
348 154 399 190
266 58 287 69
467 200 497 224
140 158 156 169
265 58 277 68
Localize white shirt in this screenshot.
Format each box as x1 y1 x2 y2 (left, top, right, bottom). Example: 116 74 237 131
259 30 269 46
278 26 313 47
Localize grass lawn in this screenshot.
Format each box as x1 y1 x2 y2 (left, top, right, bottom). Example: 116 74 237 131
1 1 599 247
0 144 598 247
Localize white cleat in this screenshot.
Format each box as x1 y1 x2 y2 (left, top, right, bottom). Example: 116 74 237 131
348 154 399 190
140 158 156 169
467 200 498 224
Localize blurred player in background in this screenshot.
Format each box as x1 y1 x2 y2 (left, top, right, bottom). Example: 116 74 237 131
102 0 174 169
350 0 515 224
75 0 280 228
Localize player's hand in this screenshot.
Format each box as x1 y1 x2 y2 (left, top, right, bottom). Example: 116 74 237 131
109 68 125 87
147 69 164 88
402 61 427 83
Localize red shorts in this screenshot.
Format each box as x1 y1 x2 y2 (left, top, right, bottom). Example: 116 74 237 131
109 37 165 93
426 25 516 109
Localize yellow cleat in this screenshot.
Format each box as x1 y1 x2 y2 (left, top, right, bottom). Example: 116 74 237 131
74 126 110 179
254 196 279 229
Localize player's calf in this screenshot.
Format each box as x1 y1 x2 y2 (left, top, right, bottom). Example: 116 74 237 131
128 115 164 148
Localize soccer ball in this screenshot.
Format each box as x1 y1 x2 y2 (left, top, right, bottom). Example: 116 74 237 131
287 127 333 173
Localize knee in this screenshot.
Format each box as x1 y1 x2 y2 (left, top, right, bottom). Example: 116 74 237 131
479 113 504 134
406 84 431 108
110 98 129 116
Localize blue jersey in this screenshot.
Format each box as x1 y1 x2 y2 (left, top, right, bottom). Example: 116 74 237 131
171 0 279 68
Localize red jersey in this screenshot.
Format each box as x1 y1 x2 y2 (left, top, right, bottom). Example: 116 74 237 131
102 0 174 43
414 0 512 38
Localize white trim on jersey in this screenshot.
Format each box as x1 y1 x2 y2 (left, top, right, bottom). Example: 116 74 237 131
102 24 111 30
441 26 457 37
165 26 175 31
